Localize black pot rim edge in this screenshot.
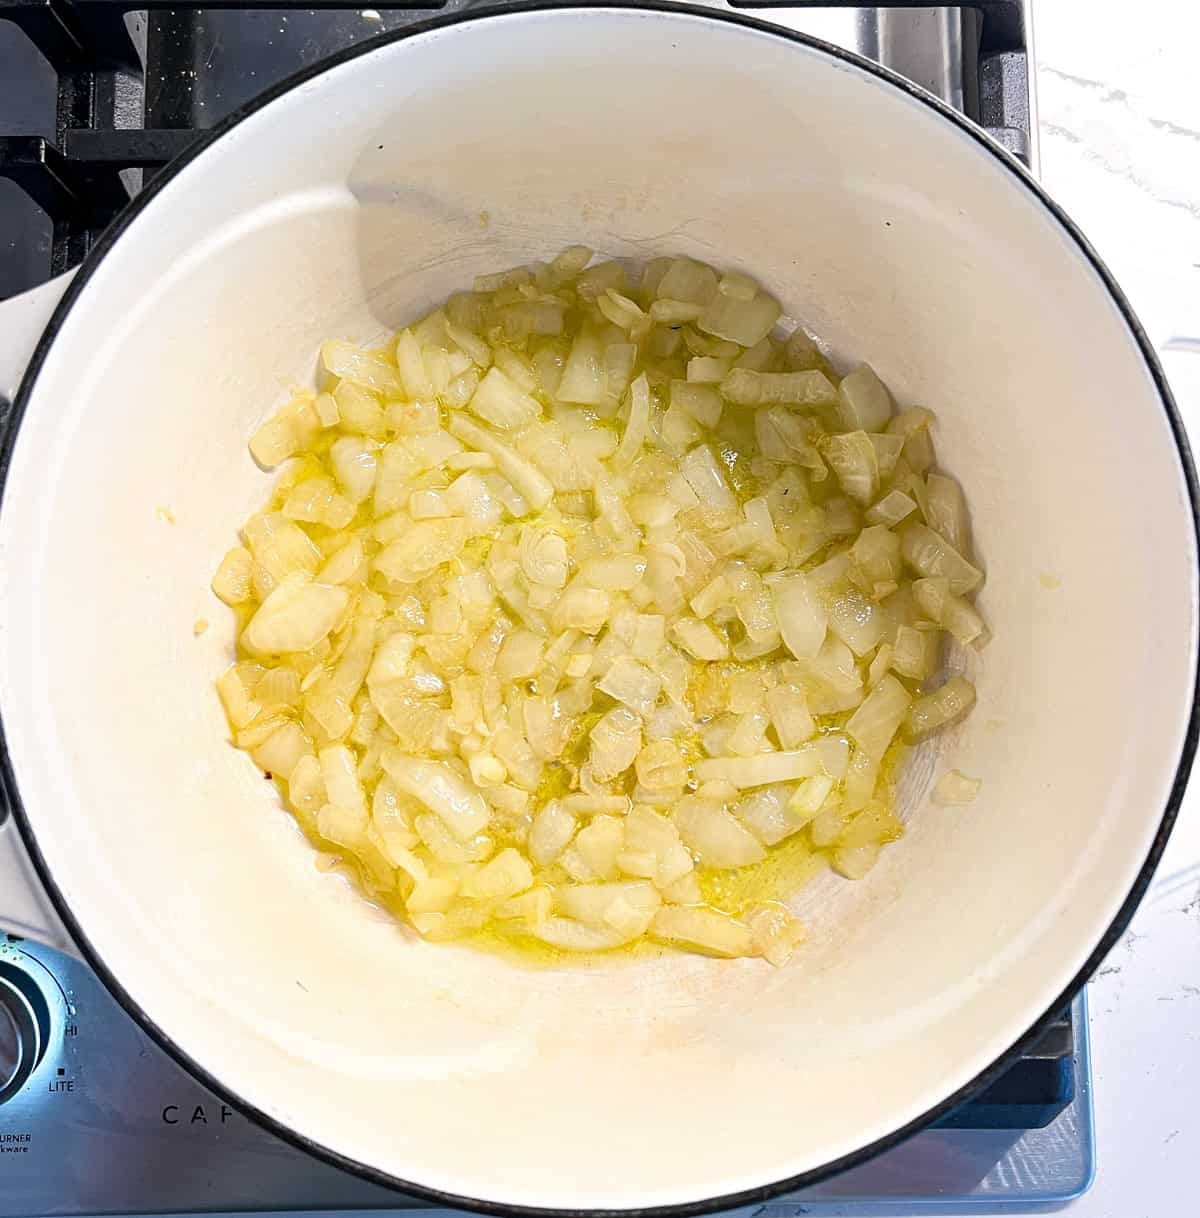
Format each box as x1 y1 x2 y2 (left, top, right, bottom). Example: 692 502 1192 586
1 4 1196 1216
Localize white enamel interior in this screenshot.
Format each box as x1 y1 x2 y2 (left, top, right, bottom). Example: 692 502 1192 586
0 8 1194 1210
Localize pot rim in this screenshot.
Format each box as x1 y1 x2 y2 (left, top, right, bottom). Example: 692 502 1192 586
1 4 1195 1214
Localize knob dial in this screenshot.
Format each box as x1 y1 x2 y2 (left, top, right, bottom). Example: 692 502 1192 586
0 961 51 1104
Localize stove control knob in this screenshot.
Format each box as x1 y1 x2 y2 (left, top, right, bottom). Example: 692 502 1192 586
0 961 51 1104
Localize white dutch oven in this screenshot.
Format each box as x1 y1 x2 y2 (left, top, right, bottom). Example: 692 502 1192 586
0 4 1196 1212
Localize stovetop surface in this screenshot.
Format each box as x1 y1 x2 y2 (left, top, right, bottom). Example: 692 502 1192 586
0 935 1093 1217
0 3 1086 1213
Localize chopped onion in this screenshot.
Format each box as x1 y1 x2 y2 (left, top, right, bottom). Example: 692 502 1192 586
694 748 822 788
675 796 765 867
772 572 827 659
906 676 977 742
649 906 754 957
933 768 981 806
597 656 662 716
217 250 987 964
720 369 837 409
469 366 542 429
383 754 491 840
243 580 349 654
900 523 983 594
822 431 879 504
836 363 893 431
698 290 781 347
846 675 911 760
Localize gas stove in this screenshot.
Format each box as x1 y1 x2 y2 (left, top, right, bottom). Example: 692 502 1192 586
0 2 1096 1214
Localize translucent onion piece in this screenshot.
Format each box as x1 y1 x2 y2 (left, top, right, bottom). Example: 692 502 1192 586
836 363 893 431
846 675 912 761
698 291 781 347
906 675 977 742
772 573 827 659
382 754 491 840
694 748 822 789
720 369 837 409
649 907 755 958
469 366 542 429
900 523 983 594
933 768 982 806
243 581 349 655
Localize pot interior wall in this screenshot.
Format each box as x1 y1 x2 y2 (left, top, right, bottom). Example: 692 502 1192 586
0 8 1193 1209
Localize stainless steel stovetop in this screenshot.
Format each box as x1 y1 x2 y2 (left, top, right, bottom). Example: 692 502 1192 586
0 3 1095 1214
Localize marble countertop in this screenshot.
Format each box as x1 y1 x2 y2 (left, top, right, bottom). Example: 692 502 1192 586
1027 1 1200 1213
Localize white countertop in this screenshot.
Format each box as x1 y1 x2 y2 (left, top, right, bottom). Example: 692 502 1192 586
1024 1 1200 1212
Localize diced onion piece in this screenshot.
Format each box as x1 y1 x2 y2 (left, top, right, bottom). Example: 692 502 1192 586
887 407 936 473
736 785 809 845
831 843 880 880
407 877 459 915
892 623 942 681
248 397 320 468
557 881 659 930
212 546 254 605
900 523 983 594
867 489 918 527
568 817 625 881
461 848 533 901
698 290 781 347
448 414 554 510
468 366 541 429
720 369 837 409
557 328 606 406
846 675 912 760
747 905 806 967
765 684 815 749
828 586 887 658
319 744 366 811
533 916 637 951
613 374 651 468
670 616 728 661
772 573 827 659
836 363 893 431
382 754 491 840
905 675 977 741
589 707 643 783
582 554 646 591
243 581 349 654
598 656 662 716
317 803 368 850
675 797 765 867
925 474 971 555
657 258 719 305
635 739 687 791
694 748 821 789
251 721 310 782
912 577 986 645
529 801 577 866
933 768 981 806
822 431 879 505
375 519 467 583
322 339 403 397
329 436 378 504
649 907 754 958
679 445 736 515
670 380 723 428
